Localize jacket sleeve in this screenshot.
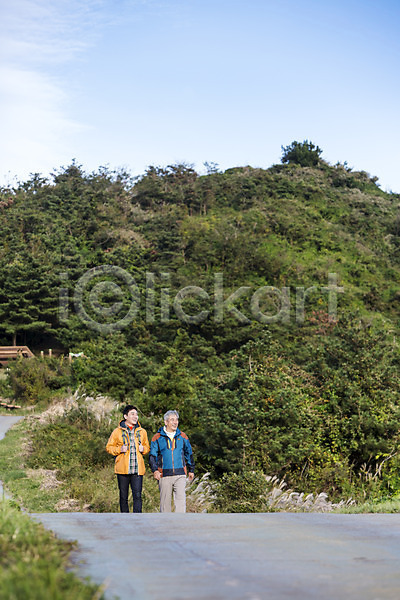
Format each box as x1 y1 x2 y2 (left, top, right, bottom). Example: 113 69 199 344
183 436 195 474
106 429 123 456
140 429 150 455
149 437 160 472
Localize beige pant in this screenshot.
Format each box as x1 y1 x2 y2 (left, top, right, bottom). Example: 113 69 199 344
159 475 186 513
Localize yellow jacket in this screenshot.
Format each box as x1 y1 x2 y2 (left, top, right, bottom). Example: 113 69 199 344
106 420 150 475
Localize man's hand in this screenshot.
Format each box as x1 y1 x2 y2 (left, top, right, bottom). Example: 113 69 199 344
153 471 161 481
138 443 144 453
188 472 195 482
120 445 128 453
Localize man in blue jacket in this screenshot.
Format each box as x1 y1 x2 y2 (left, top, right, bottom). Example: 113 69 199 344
149 410 195 513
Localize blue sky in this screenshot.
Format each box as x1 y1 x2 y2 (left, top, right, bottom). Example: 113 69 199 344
1 0 399 191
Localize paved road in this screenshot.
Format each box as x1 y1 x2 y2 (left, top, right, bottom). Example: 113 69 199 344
0 415 23 441
2 417 400 600
32 512 400 600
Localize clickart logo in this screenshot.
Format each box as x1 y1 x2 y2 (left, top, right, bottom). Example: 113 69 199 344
59 266 343 334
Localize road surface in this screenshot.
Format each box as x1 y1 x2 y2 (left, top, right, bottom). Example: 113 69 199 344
33 509 400 599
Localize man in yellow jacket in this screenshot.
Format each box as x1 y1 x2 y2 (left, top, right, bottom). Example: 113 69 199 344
106 404 150 513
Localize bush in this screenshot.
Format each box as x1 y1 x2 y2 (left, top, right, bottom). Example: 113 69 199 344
70 335 152 400
6 357 71 405
214 471 269 512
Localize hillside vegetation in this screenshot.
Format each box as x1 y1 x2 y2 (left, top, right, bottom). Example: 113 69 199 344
1 141 400 509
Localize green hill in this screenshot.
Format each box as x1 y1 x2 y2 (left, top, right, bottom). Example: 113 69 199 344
1 142 400 504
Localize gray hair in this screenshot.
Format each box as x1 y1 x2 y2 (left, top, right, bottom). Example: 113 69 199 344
164 410 179 422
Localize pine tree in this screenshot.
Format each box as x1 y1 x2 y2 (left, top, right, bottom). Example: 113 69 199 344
0 254 57 345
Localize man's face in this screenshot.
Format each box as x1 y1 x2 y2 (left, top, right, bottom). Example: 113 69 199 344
165 415 179 432
125 409 138 426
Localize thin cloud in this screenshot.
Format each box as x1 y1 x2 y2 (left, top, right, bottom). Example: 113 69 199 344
0 0 101 184
1 0 102 63
0 65 83 182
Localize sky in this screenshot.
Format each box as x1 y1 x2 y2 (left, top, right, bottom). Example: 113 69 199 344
1 0 400 191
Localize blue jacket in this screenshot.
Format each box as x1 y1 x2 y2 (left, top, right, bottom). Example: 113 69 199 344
149 427 195 477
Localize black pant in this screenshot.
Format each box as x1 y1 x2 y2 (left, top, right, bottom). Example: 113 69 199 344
117 474 143 513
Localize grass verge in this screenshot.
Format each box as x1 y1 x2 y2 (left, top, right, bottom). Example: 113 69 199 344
336 498 400 513
0 499 106 600
0 418 67 512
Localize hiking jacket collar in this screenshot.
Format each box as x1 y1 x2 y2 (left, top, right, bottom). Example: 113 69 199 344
158 425 181 438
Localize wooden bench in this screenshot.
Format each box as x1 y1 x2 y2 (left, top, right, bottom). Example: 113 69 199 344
0 346 34 366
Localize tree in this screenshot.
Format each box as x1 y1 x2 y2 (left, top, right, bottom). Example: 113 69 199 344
70 334 153 400
133 163 198 210
194 336 322 483
145 346 198 424
306 314 400 474
0 255 58 345
281 140 323 167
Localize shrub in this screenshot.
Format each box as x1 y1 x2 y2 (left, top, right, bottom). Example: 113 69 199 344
6 357 71 405
214 471 269 512
70 335 152 400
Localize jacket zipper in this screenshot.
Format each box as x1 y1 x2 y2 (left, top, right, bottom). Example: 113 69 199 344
170 436 175 474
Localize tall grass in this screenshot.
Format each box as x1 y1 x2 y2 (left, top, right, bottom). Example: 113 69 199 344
336 498 400 514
